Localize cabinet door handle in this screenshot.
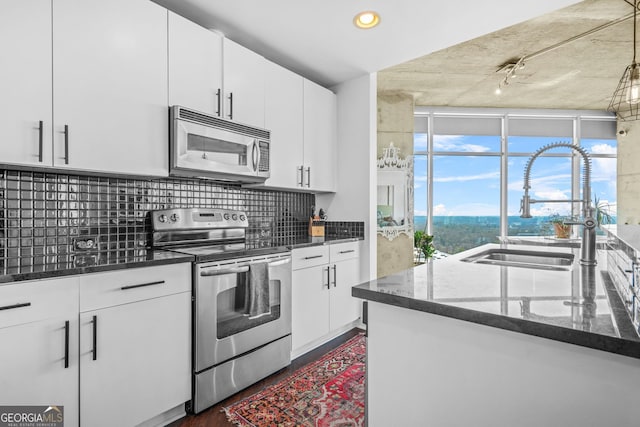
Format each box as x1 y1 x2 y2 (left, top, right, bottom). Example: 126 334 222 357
120 280 164 290
332 264 337 287
91 315 97 361
305 167 311 188
38 120 44 162
227 92 233 120
304 255 324 260
63 125 69 164
216 88 222 117
298 166 304 187
324 266 331 289
339 249 355 254
64 320 70 369
0 302 31 311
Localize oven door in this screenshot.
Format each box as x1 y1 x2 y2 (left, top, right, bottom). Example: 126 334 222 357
194 253 291 372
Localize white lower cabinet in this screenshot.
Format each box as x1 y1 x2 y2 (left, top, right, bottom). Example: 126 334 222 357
329 257 360 330
0 263 191 427
292 261 331 351
0 277 80 427
291 241 361 355
79 263 191 427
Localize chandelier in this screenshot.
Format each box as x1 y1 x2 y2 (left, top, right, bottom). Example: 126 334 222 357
608 0 640 121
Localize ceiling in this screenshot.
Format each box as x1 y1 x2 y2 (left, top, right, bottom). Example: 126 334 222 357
378 0 639 111
152 0 637 112
152 0 577 88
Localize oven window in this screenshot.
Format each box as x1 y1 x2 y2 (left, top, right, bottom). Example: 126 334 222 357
216 272 281 339
187 134 248 166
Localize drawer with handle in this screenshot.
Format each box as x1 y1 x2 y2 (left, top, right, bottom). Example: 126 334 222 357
80 263 191 312
330 241 360 263
292 246 330 270
0 277 79 328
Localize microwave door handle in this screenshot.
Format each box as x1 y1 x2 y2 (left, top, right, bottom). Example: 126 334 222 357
200 266 250 277
251 141 258 172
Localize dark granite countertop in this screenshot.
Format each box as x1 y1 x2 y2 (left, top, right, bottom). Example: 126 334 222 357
0 249 194 284
353 243 640 359
0 236 363 284
288 236 364 249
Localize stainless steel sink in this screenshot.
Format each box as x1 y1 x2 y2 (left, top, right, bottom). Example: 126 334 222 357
460 248 574 271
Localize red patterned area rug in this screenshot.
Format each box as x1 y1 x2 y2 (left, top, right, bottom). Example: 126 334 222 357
224 333 366 427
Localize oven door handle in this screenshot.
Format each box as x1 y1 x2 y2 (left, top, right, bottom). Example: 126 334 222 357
268 258 291 268
200 266 250 277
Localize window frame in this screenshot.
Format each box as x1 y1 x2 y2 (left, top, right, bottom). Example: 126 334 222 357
414 107 616 246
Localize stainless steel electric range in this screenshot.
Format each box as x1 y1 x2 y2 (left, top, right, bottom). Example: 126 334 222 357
151 208 292 414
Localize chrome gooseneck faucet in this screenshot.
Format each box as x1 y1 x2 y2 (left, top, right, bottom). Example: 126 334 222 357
520 142 597 266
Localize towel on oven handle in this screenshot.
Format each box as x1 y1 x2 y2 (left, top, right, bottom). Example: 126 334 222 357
236 262 271 319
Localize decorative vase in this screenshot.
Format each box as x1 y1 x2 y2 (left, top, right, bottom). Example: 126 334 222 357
553 223 571 238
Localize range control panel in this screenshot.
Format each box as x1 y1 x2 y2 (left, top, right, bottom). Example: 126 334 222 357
151 208 249 231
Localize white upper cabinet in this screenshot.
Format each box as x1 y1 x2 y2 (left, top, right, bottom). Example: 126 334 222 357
261 65 337 193
52 0 168 176
222 38 266 127
0 1 53 167
168 11 223 116
264 60 304 189
303 79 336 192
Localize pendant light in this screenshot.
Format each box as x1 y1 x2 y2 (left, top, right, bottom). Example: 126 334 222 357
608 0 640 120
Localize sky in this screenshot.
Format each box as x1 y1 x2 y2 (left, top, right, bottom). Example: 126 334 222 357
413 134 617 218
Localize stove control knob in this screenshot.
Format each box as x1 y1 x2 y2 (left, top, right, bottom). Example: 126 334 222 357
239 214 246 221
158 214 167 223
232 214 238 221
223 213 230 220
170 213 180 223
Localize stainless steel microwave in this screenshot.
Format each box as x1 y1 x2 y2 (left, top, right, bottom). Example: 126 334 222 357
169 106 270 182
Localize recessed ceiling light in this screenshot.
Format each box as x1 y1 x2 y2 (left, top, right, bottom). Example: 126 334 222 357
354 11 380 29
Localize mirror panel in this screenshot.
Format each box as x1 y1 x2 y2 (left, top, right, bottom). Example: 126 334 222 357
377 143 412 240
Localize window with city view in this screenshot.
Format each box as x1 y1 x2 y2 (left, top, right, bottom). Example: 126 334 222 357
414 109 617 256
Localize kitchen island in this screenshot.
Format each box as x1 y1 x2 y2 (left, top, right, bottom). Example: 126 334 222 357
353 243 640 427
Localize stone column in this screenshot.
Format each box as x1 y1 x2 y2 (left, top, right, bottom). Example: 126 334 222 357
617 120 640 225
376 92 414 278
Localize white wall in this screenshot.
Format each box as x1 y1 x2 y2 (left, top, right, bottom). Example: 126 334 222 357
317 73 377 282
367 301 640 427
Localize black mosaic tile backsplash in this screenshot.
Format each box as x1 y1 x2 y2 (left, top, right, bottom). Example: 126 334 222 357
326 221 366 239
0 169 316 270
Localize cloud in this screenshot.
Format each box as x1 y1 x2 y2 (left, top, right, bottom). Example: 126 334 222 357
435 171 499 183
414 134 428 151
533 189 569 200
414 174 427 183
508 173 571 192
433 204 448 215
589 143 616 155
433 135 491 152
529 204 571 216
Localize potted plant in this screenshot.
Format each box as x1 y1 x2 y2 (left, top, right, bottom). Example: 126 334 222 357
414 230 436 264
593 196 613 227
549 214 572 239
